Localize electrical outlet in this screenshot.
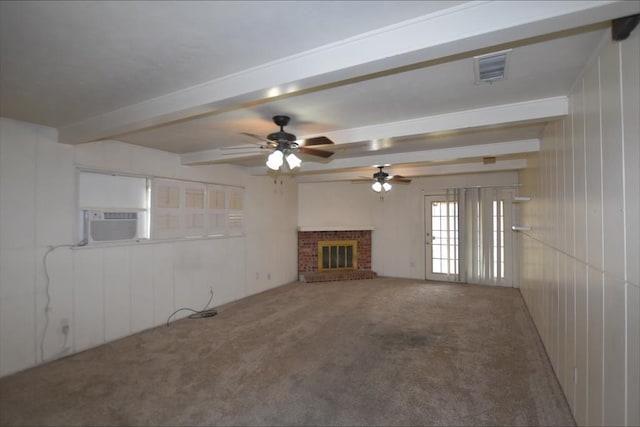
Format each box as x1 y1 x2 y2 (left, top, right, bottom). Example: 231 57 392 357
61 318 70 335
267 273 271 280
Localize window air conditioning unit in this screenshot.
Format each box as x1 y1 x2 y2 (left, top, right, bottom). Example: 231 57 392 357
84 210 138 243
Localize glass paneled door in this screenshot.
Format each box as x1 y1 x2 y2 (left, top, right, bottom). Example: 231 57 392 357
424 196 459 282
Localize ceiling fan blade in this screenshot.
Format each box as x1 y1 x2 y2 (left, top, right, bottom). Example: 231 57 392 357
299 146 334 158
300 136 334 146
241 132 274 145
221 145 267 150
222 152 265 156
389 175 411 184
241 132 264 141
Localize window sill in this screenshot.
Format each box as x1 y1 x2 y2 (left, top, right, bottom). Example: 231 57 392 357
71 234 245 250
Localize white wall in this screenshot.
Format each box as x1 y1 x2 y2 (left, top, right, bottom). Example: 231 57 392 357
244 175 298 295
0 117 298 377
299 172 518 280
518 28 639 427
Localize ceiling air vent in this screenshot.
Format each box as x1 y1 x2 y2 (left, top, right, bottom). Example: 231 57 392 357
474 49 511 84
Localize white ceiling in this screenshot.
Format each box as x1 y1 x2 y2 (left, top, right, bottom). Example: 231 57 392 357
1 1 639 182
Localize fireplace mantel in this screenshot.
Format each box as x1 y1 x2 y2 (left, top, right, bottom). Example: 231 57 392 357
298 225 375 232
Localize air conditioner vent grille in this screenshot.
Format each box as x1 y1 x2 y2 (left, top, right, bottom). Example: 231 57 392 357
103 212 137 220
474 49 511 84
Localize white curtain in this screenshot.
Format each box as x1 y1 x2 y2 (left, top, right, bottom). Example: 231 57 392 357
457 187 513 286
444 188 461 282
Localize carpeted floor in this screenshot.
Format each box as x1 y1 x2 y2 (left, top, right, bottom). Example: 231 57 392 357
0 278 575 426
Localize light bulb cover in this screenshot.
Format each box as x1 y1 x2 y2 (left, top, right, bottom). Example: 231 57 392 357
372 181 383 192
266 150 284 170
383 182 392 191
285 152 302 169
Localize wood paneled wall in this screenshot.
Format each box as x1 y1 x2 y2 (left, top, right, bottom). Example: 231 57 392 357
518 29 639 426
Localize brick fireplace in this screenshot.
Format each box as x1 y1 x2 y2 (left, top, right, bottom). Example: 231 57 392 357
298 227 377 283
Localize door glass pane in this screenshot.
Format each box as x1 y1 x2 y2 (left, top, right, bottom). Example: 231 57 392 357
431 201 458 275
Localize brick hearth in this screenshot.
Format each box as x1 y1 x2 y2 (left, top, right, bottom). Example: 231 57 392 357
298 229 377 283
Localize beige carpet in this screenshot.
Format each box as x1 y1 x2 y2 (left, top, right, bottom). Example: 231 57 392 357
0 278 574 426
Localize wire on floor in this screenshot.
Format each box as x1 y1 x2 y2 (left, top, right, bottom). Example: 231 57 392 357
166 289 218 326
41 241 86 363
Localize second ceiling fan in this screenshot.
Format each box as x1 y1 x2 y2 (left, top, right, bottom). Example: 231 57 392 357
370 165 411 192
242 115 335 171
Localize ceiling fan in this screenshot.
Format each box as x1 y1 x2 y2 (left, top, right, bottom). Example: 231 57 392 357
240 115 335 171
370 165 411 192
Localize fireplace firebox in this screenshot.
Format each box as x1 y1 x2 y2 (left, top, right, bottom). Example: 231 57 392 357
318 240 357 271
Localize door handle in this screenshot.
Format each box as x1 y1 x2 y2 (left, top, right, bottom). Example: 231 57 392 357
426 232 434 244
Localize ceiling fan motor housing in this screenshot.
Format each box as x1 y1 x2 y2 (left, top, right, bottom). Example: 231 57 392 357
267 131 297 143
373 167 389 181
267 115 297 147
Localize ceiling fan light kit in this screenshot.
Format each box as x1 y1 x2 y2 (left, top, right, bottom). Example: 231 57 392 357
266 149 284 170
371 181 392 193
285 152 302 169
